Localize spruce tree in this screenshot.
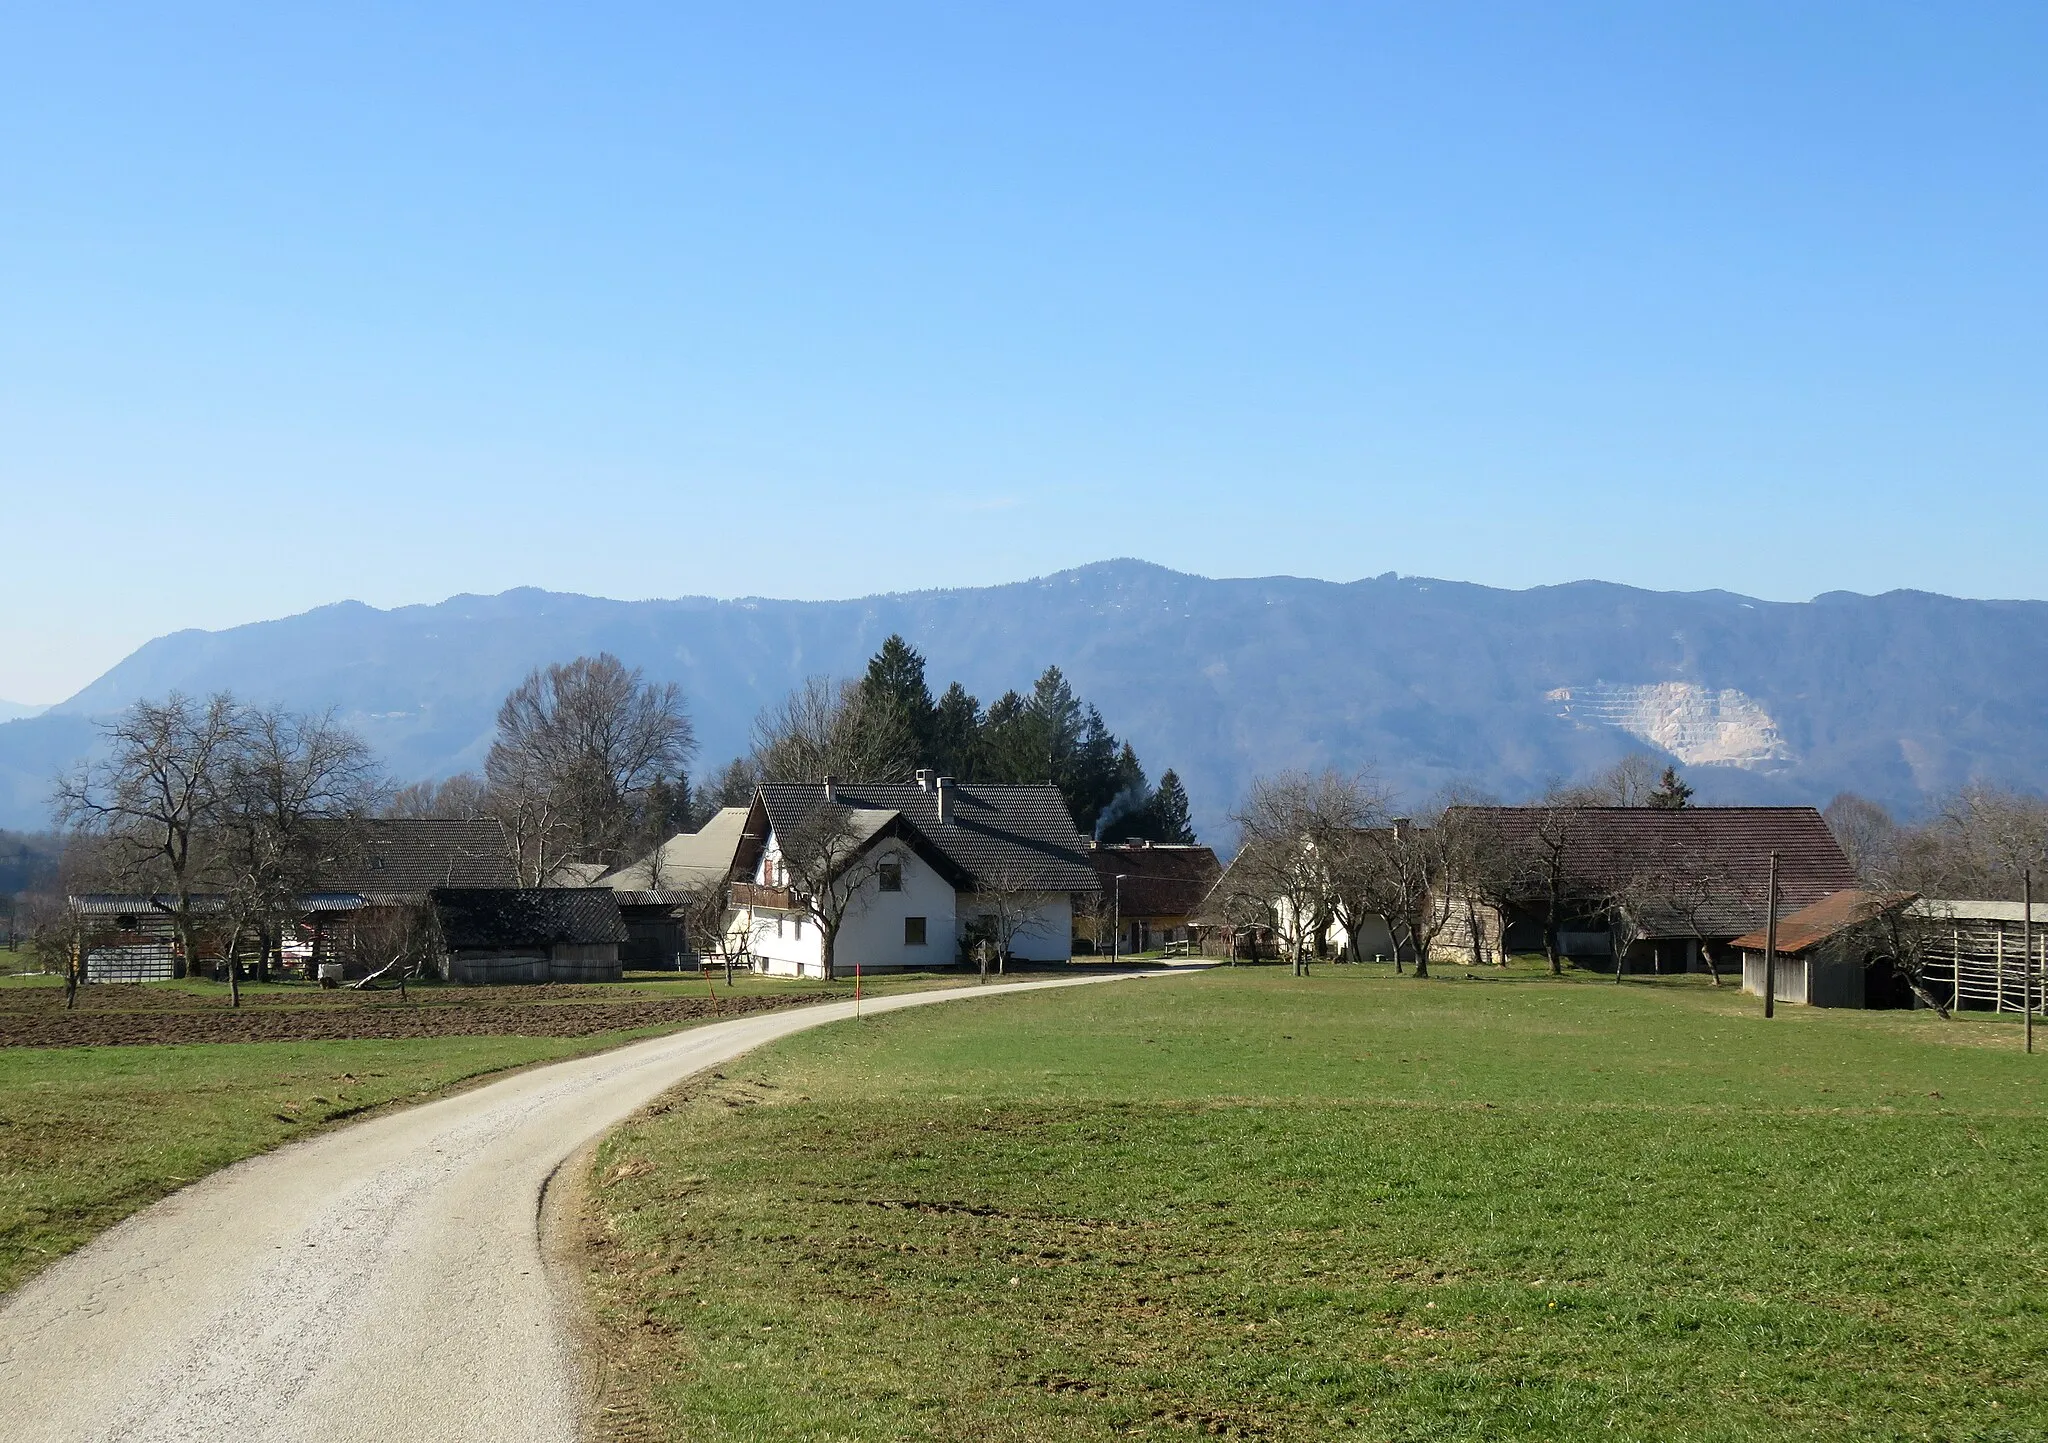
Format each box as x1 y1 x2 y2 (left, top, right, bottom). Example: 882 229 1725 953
1147 769 1197 843
860 635 937 761
1649 765 1694 810
929 681 982 779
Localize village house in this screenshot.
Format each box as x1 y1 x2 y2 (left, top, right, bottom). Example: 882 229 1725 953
1083 840 1222 955
729 773 1096 977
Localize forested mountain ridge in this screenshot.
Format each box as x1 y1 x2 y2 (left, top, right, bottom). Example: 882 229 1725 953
2 559 2044 839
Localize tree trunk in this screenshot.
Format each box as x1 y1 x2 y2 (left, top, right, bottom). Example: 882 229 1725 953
66 937 81 1010
1699 939 1721 986
227 930 243 1008
1543 921 1561 976
1466 899 1485 968
1409 922 1430 979
820 926 836 983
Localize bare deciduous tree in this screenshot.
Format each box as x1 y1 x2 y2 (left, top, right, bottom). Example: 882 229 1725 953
485 654 697 884
1337 806 1467 979
53 692 245 993
347 902 442 996
1550 752 1665 808
387 773 489 820
1232 771 1382 976
751 677 916 785
214 706 382 998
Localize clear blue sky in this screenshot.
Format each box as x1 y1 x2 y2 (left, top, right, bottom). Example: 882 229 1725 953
4 3 2045 703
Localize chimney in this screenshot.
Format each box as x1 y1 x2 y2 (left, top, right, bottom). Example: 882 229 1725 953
915 768 934 792
1392 817 1411 842
935 776 956 825
823 774 839 803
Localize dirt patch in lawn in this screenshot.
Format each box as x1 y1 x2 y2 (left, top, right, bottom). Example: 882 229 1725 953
0 992 820 1048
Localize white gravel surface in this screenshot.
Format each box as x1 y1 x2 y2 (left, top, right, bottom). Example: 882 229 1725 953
0 972 1157 1442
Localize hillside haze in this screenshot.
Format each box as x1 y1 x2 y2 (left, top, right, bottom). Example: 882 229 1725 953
4 560 2044 839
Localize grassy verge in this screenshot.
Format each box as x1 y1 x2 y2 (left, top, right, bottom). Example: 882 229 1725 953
586 965 2048 1443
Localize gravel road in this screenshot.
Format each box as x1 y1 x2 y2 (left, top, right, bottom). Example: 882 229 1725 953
0 972 1157 1442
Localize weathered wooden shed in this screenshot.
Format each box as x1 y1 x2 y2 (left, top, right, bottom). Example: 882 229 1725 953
428 888 628 984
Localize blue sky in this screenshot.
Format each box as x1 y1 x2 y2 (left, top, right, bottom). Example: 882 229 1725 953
3 3 2044 702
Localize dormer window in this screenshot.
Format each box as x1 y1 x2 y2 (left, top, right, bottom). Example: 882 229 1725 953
878 861 902 893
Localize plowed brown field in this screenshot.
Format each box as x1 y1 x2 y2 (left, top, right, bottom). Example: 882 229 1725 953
0 984 818 1048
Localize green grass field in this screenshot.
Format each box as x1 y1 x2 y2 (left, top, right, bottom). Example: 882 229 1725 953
586 964 2048 1443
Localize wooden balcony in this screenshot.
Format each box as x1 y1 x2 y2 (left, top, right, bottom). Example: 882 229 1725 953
731 882 799 910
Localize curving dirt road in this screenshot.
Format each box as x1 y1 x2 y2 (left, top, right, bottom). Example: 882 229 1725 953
0 972 1161 1442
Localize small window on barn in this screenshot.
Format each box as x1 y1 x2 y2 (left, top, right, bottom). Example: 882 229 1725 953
878 861 902 893
116 914 138 931
904 916 927 946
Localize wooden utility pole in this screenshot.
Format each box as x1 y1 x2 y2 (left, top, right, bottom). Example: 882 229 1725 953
2026 868 2034 1056
1763 849 1780 1019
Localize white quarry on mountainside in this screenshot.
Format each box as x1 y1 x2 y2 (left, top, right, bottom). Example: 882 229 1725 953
1547 681 1793 769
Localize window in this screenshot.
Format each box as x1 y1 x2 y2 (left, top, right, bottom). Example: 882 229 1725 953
878 861 902 893
904 916 927 946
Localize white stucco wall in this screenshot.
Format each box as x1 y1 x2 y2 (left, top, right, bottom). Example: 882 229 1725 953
736 833 958 976
958 892 1074 962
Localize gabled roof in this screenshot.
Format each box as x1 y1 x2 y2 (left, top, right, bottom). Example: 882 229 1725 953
1730 889 1918 955
428 888 628 950
1091 843 1222 917
751 783 1096 893
317 818 518 893
1451 805 1859 939
600 807 755 894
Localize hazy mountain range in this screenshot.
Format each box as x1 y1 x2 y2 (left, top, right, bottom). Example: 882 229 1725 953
3 559 2044 840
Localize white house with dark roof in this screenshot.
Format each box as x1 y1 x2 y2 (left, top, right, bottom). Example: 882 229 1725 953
730 773 1098 977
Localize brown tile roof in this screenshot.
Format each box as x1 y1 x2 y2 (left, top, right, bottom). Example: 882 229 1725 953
754 783 1096 893
1090 843 1222 917
1729 889 1918 955
1451 805 1858 940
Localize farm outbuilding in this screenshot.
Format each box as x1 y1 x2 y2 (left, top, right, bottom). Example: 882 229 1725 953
428 888 628 983
1734 889 1918 1008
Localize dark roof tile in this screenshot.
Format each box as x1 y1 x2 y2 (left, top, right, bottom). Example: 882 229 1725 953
756 783 1096 893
